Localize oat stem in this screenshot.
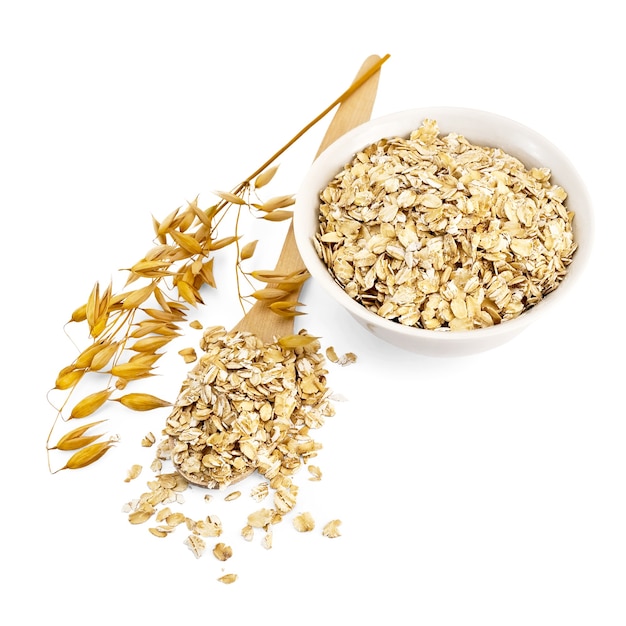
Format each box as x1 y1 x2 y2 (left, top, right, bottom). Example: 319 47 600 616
214 53 390 216
243 54 390 185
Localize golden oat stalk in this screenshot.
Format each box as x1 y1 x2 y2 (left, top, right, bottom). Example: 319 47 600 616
47 54 391 473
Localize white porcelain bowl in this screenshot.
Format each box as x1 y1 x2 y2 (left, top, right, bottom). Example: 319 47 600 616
293 107 593 356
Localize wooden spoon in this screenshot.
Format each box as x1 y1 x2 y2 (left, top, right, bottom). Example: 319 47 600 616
174 55 383 486
231 54 383 343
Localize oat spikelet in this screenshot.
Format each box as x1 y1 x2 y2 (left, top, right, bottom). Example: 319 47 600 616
253 165 278 189
239 239 258 261
50 54 392 475
61 439 116 470
213 189 248 205
176 279 202 306
209 235 239 251
278 334 319 349
261 210 293 222
110 362 154 380
269 301 306 318
169 229 205 256
113 393 172 411
51 420 106 451
74 341 107 369
251 288 290 302
54 367 85 391
69 389 113 419
70 303 87 323
129 335 172 353
253 194 295 212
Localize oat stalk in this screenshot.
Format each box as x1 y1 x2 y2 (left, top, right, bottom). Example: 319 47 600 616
47 54 391 473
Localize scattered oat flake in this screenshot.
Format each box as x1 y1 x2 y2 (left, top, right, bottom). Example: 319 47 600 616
262 530 273 550
178 347 197 363
184 534 206 558
322 519 342 538
189 320 203 330
124 464 142 482
326 347 357 366
224 490 241 502
156 507 172 522
338 351 357 366
250 482 269 502
212 542 233 561
218 573 237 585
308 465 322 481
248 508 274 529
195 515 223 537
165 512 186 527
293 512 315 532
241 525 254 542
128 508 153 525
325 346 339 363
141 432 156 447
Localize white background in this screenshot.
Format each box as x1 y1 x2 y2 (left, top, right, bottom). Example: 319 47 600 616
1 1 624 624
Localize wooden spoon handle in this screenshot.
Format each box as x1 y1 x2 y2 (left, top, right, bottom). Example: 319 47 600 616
315 54 382 158
233 55 383 342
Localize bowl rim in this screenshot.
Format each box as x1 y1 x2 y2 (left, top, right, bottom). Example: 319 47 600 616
293 106 593 345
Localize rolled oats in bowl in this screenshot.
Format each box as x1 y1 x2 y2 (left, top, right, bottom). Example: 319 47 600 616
314 118 576 331
293 108 593 356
